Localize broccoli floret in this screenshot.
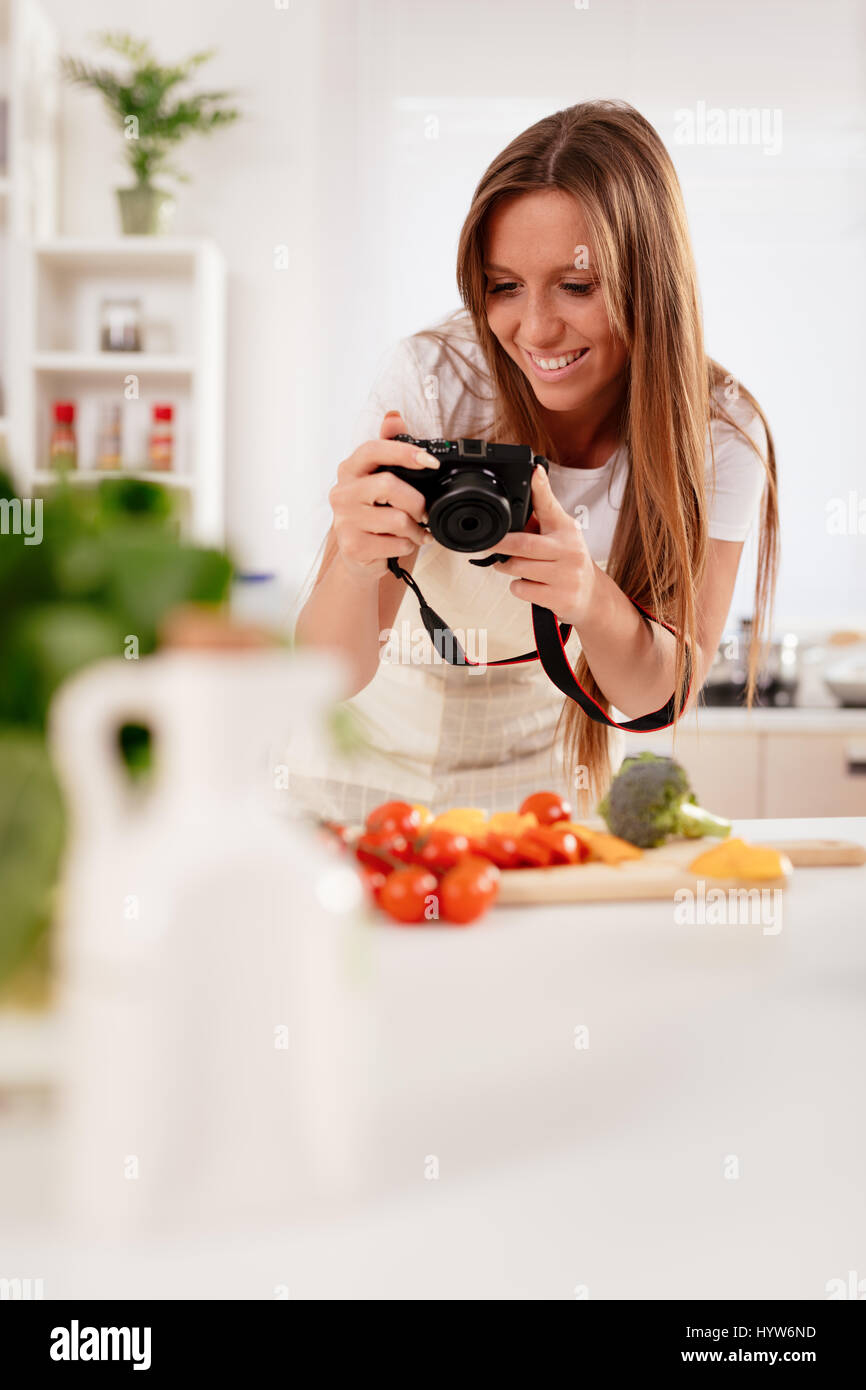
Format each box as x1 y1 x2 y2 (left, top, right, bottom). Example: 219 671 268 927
597 751 731 848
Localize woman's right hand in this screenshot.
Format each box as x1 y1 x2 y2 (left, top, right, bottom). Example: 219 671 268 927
328 411 439 585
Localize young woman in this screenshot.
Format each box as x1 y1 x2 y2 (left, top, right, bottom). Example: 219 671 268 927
289 100 778 824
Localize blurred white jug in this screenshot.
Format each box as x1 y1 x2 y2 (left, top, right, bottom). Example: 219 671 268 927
49 646 371 1241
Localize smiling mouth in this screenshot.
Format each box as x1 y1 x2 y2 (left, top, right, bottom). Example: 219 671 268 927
522 346 590 377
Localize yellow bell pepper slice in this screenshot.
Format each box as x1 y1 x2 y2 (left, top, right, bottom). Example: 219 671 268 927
486 811 539 836
689 838 785 881
430 807 489 837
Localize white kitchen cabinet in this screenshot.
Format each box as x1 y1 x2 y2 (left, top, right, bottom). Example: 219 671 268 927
763 734 866 817
628 709 866 819
631 728 762 818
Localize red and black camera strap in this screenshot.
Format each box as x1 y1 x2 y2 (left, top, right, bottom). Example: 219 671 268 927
386 555 692 733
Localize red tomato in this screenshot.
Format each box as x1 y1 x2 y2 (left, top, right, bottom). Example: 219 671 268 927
477 831 524 870
438 856 500 924
359 865 388 904
514 829 555 867
412 829 471 874
515 826 591 867
535 826 581 865
365 800 423 838
379 866 440 924
354 830 414 871
518 791 572 826
546 825 591 864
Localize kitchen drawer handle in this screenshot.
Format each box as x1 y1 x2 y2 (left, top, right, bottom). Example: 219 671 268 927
845 742 866 775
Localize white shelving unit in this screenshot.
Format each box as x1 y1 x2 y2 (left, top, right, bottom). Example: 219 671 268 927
13 237 227 546
0 0 59 456
0 1 227 547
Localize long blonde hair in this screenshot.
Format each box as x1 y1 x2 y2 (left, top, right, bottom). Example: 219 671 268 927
419 99 778 803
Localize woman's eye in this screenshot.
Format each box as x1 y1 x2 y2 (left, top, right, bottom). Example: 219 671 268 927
488 281 594 297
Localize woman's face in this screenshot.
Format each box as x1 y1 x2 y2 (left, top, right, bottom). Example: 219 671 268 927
483 189 628 419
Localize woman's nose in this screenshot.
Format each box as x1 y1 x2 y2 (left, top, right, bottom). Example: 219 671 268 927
520 293 564 349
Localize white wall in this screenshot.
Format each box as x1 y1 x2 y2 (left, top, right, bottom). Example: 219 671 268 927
44 0 866 628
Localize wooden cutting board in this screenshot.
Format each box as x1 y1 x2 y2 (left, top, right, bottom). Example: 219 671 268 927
495 837 865 906
342 820 865 906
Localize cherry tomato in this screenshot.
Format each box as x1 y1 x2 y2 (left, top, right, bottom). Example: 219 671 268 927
477 831 524 870
518 791 572 826
534 826 581 865
379 866 440 924
365 800 423 838
514 825 590 867
546 825 591 864
514 829 555 867
438 855 500 924
359 865 388 905
354 830 413 871
412 828 471 874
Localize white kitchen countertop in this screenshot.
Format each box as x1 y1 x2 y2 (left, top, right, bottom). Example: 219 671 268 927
2 815 864 1300
640 706 866 734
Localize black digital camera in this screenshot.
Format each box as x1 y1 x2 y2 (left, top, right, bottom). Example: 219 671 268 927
372 435 549 560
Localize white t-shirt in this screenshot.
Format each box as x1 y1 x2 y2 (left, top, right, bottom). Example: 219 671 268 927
285 316 768 824
348 317 768 552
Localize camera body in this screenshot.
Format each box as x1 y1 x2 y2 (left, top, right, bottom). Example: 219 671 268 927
373 435 549 558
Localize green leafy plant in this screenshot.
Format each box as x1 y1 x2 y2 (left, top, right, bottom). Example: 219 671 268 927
0 470 233 992
61 31 241 189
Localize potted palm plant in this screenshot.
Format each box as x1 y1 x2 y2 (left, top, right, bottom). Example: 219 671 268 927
62 32 241 234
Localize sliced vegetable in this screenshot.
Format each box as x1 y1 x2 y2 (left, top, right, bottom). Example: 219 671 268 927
688 838 787 882
486 811 538 836
561 824 643 864
430 807 489 838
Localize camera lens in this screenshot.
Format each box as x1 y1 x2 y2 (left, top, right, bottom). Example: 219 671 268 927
427 470 511 552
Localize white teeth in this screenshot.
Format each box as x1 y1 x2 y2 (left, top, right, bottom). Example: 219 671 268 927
530 349 584 371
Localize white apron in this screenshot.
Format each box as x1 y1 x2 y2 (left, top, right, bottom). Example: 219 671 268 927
283 535 625 824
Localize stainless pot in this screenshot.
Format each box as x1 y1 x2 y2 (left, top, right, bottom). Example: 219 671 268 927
703 618 800 707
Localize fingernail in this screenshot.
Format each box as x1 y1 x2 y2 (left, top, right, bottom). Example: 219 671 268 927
422 532 435 544
415 450 439 468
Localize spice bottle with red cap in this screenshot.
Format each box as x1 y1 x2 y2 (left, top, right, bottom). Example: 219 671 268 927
149 403 174 472
50 401 78 471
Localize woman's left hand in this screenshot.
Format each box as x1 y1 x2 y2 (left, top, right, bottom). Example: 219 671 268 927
474 464 598 627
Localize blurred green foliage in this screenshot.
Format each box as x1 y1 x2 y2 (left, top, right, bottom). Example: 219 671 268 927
62 32 241 189
0 469 232 988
